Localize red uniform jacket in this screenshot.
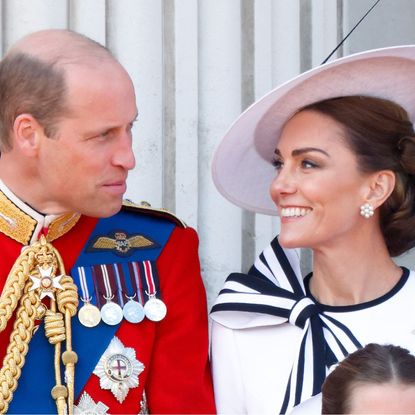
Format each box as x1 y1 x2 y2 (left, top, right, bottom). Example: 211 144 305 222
0 194 215 414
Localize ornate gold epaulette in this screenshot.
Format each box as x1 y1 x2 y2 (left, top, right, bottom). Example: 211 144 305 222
122 200 187 228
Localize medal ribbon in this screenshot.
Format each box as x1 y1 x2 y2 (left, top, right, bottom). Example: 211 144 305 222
74 267 97 304
111 263 125 307
140 260 161 299
129 262 145 305
118 262 143 304
93 264 121 307
76 266 94 303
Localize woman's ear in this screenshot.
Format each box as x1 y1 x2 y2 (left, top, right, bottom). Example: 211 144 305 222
364 170 396 208
12 113 44 156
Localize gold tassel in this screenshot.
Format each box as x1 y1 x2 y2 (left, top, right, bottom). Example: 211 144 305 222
0 235 78 414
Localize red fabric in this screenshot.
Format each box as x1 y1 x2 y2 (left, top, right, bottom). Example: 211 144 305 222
82 226 216 414
0 215 98 364
147 226 215 413
0 216 215 414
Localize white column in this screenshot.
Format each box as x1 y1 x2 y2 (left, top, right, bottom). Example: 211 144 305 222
174 0 199 227
107 0 164 208
198 0 242 308
69 0 106 45
311 0 340 65
3 0 67 49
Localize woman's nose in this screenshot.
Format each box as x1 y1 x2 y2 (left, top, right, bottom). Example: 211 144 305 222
269 168 297 200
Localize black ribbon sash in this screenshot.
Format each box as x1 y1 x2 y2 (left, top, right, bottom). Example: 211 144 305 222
211 237 362 413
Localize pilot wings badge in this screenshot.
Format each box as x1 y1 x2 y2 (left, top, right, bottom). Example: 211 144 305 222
87 231 158 256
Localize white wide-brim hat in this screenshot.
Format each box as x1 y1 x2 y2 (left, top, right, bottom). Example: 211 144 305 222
212 45 415 216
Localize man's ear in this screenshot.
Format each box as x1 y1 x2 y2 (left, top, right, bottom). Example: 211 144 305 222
364 170 396 208
12 113 44 156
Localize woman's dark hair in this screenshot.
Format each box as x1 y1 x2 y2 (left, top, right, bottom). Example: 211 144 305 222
302 95 415 257
321 343 415 414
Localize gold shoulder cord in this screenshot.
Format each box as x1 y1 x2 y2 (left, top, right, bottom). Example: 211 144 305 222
0 235 78 414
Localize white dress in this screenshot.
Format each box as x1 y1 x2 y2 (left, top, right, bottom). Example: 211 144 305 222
211 238 415 414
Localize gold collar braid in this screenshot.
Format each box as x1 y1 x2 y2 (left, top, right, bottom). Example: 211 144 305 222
0 190 80 245
0 236 78 414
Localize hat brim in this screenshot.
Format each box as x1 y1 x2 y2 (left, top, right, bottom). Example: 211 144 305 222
212 45 415 216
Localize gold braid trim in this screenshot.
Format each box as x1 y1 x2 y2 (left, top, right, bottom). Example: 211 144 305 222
0 250 36 331
0 236 79 414
56 275 78 415
0 284 40 413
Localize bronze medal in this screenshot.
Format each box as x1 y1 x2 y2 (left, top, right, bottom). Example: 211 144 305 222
78 303 101 328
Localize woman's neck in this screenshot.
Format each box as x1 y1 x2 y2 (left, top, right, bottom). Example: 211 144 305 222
309 240 402 306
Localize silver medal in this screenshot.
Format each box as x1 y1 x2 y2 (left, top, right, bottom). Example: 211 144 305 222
78 302 101 328
144 297 167 322
123 300 145 324
74 391 109 414
93 336 145 403
101 301 123 325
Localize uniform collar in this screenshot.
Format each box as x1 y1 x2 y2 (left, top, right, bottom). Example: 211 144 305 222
0 180 81 245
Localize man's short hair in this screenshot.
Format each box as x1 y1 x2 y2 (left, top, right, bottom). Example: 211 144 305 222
0 30 113 152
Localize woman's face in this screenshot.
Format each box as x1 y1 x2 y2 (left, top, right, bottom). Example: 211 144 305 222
270 110 373 250
348 382 415 413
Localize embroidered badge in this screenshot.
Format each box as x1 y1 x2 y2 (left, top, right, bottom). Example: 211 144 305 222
87 231 158 256
93 336 145 403
74 391 109 414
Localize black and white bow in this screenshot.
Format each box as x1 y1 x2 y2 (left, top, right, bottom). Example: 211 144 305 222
211 237 362 414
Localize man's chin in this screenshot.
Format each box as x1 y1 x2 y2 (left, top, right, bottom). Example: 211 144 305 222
81 200 123 218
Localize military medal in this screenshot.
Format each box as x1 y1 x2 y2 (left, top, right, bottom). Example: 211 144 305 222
121 262 146 323
29 265 63 300
78 301 101 328
93 336 145 403
123 296 145 323
141 260 167 322
144 296 167 322
101 296 123 325
95 265 124 326
76 267 101 327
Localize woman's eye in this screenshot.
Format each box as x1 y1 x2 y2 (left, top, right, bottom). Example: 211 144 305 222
301 159 319 169
272 158 283 170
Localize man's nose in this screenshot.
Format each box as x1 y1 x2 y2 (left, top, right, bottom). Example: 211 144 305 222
113 133 136 170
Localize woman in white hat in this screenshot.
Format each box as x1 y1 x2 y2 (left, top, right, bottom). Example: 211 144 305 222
210 45 415 414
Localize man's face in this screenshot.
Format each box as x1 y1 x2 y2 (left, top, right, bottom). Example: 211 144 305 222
36 61 137 217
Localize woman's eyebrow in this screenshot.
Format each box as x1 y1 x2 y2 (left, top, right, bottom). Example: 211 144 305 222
292 147 330 157
274 147 330 158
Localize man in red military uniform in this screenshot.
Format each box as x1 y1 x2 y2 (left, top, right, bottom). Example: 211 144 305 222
0 29 215 414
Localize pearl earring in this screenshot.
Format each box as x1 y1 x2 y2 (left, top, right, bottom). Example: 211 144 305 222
360 203 374 218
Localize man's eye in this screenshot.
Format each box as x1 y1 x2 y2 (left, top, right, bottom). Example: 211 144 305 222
100 130 111 138
127 122 135 132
